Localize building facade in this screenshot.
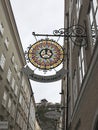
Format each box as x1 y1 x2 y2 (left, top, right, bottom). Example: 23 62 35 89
0 0 38 130
62 0 98 130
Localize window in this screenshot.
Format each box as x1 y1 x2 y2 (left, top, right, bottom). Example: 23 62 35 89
22 77 25 87
8 97 12 113
0 53 6 70
14 85 18 96
14 63 18 72
22 98 25 110
93 0 98 25
17 72 21 79
4 37 9 49
24 84 27 93
89 0 98 49
16 111 21 125
7 68 12 83
0 22 4 36
19 93 23 104
11 78 15 90
93 0 98 12
12 102 16 117
76 0 81 19
11 54 15 64
73 70 78 105
78 47 85 85
2 90 8 107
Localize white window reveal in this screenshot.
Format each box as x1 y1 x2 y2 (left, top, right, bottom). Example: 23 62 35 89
4 37 9 49
0 53 6 70
12 102 16 117
76 0 81 19
78 47 85 86
14 85 18 96
14 63 18 72
11 78 15 90
17 71 21 79
7 68 12 83
11 54 15 64
0 22 4 36
73 70 78 105
8 97 12 113
19 93 23 104
2 90 8 107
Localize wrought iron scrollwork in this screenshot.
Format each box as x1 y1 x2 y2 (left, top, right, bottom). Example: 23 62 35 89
53 25 87 46
32 25 87 47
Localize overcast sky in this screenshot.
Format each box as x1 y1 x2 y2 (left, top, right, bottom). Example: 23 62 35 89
10 0 64 103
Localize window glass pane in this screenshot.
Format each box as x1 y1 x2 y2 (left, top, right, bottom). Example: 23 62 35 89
8 97 12 112
90 7 93 25
4 38 9 49
79 47 85 85
91 23 96 47
81 47 84 60
11 78 15 90
7 68 12 82
73 72 78 104
12 102 16 117
93 0 97 11
19 93 23 104
79 55 82 84
2 90 8 107
82 60 85 76
11 54 15 64
0 22 4 36
0 54 6 70
22 77 25 87
76 0 81 18
15 85 18 96
14 63 18 71
17 72 21 79
95 9 98 25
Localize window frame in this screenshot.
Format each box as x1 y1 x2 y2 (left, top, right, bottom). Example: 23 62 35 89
0 22 4 36
0 53 6 70
78 47 85 86
7 68 12 83
4 37 10 50
2 89 8 107
89 0 98 50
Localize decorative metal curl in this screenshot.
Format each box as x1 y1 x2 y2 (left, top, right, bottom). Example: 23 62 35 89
32 25 87 47
71 25 86 36
53 25 87 46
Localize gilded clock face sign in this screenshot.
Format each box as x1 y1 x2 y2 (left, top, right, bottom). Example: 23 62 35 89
28 39 64 70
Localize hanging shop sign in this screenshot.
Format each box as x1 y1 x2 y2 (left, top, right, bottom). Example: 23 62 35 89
23 39 65 82
22 66 67 83
44 111 61 119
27 39 64 70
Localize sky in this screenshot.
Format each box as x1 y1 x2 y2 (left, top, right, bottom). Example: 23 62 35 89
10 0 64 103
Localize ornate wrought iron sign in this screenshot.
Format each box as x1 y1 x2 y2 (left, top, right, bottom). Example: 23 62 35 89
23 25 88 83
28 39 64 70
23 38 65 82
22 65 67 83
